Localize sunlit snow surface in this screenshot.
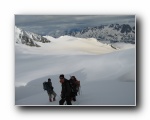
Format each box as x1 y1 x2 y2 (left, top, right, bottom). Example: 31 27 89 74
15 35 135 106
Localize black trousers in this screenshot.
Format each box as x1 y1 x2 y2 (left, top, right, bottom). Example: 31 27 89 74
59 96 72 105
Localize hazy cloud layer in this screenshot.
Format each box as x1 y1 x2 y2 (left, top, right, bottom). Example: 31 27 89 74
15 15 135 36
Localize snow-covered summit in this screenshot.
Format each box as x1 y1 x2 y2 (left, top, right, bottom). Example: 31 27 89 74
15 26 50 47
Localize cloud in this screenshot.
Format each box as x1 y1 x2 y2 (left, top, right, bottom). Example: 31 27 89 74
15 15 135 36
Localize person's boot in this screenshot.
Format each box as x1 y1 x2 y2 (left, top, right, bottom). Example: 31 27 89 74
73 97 76 101
53 97 56 101
49 98 52 102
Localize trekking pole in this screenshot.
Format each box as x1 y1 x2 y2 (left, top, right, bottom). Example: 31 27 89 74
80 86 82 95
57 93 63 101
79 86 81 95
78 87 80 95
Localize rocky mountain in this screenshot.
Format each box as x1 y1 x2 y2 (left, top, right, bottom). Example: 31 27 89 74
15 26 50 47
66 24 135 44
15 23 135 48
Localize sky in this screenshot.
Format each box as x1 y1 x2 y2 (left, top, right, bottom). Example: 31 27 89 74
15 15 135 36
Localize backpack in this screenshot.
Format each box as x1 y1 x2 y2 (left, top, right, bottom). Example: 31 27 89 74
75 80 80 88
43 82 48 90
68 80 76 93
43 81 54 91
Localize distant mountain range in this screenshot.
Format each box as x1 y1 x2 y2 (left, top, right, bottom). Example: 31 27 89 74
48 24 135 44
15 23 135 48
65 24 135 44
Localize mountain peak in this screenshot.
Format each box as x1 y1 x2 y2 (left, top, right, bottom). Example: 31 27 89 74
15 26 51 47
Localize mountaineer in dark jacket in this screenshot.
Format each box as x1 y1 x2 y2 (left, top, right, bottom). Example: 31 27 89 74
59 74 72 105
46 78 56 102
69 76 78 101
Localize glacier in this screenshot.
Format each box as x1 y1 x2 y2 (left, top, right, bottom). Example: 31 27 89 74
15 27 136 106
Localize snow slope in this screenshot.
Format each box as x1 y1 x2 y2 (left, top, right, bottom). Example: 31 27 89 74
38 35 118 55
15 35 135 106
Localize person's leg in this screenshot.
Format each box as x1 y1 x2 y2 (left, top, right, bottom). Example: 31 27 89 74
47 90 52 102
71 92 76 101
59 98 65 105
66 96 72 105
52 91 56 101
49 94 52 102
73 96 76 101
